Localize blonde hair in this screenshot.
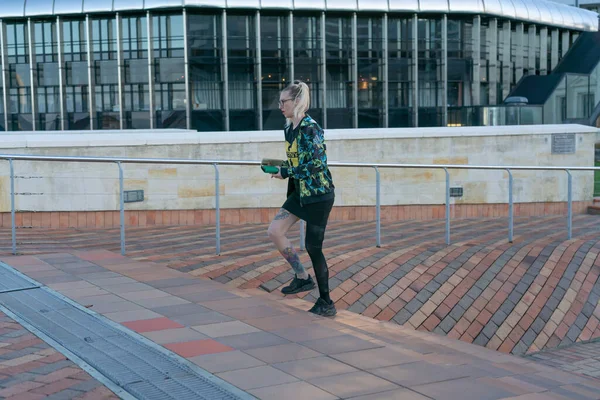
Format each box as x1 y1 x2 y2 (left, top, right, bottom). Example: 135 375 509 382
283 80 310 123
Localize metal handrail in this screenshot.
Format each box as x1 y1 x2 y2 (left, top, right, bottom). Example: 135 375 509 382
1 153 599 256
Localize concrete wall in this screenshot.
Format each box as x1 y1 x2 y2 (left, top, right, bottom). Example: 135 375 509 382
0 125 596 213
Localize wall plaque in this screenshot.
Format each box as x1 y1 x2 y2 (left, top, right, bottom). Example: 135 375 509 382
551 133 576 154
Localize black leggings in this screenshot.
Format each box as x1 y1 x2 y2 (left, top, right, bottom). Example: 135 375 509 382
306 223 330 300
282 195 334 300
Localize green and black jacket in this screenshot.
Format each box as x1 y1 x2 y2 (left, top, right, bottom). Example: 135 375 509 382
280 114 335 205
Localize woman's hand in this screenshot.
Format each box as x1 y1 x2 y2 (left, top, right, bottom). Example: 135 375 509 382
271 167 284 180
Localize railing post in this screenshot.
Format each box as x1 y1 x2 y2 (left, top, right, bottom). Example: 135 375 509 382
213 164 221 255
507 168 513 243
444 167 450 245
9 159 16 255
566 169 572 240
299 220 305 251
374 166 381 247
117 162 125 256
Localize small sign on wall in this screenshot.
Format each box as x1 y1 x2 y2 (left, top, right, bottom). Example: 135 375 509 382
551 133 576 154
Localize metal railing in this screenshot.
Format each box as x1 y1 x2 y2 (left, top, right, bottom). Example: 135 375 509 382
1 154 599 256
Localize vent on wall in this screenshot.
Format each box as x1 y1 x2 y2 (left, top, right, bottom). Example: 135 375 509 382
449 187 463 197
124 190 144 203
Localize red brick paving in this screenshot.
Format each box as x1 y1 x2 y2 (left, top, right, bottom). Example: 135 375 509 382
3 247 600 398
0 312 118 400
0 215 599 360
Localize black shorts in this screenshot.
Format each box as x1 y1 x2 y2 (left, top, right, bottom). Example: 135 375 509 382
282 194 334 227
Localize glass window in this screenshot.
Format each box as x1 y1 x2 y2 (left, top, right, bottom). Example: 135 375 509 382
95 60 118 85
38 62 59 86
189 13 224 131
417 18 443 126
357 16 383 128
325 15 353 128
125 59 148 84
294 14 323 122
388 16 413 128
122 16 147 59
227 14 258 131
92 18 117 60
155 58 183 83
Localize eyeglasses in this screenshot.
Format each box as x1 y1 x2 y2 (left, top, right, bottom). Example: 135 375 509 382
278 98 293 107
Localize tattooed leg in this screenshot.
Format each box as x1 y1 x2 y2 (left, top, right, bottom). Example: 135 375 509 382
268 208 307 279
281 246 307 278
274 209 291 220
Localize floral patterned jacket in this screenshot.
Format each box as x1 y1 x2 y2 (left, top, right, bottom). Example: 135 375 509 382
280 114 335 205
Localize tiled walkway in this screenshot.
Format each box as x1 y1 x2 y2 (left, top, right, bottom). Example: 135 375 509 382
0 311 118 399
2 250 600 399
1 215 599 357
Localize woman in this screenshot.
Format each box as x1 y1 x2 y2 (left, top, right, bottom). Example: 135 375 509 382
266 80 336 317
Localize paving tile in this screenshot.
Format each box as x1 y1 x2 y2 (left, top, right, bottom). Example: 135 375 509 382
248 381 338 400
121 317 184 333
73 294 126 305
217 365 299 390
270 325 343 342
221 305 289 320
188 350 266 373
272 356 358 380
163 339 234 357
162 283 220 296
299 334 382 355
82 276 138 286
244 313 318 332
192 321 261 338
141 277 196 288
117 289 171 301
132 296 190 308
176 312 235 326
102 309 163 323
59 287 110 299
178 290 241 303
88 301 144 314
308 371 399 398
330 346 420 370
142 328 208 344
412 377 522 400
198 297 270 311
150 303 212 317
370 361 471 386
216 331 290 351
244 343 322 364
103 282 154 294
345 388 431 400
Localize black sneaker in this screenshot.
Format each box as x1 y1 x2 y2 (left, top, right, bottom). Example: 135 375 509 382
281 274 315 295
308 298 337 317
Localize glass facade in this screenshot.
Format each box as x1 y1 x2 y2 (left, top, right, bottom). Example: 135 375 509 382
6 22 33 130
0 9 591 132
227 13 257 131
153 14 185 129
62 19 89 130
122 15 149 129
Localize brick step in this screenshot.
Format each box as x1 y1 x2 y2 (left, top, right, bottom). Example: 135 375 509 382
589 205 600 215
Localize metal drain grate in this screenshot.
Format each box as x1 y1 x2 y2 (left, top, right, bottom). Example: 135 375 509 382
0 267 253 400
0 266 39 293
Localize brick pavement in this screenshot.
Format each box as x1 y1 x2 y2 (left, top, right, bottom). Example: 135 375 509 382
0 311 118 400
2 250 600 399
2 215 600 357
526 338 600 380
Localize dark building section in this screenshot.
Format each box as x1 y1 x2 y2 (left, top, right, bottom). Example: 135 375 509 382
0 0 597 132
508 31 600 125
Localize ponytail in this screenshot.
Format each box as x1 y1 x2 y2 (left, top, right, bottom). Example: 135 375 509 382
282 80 310 123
